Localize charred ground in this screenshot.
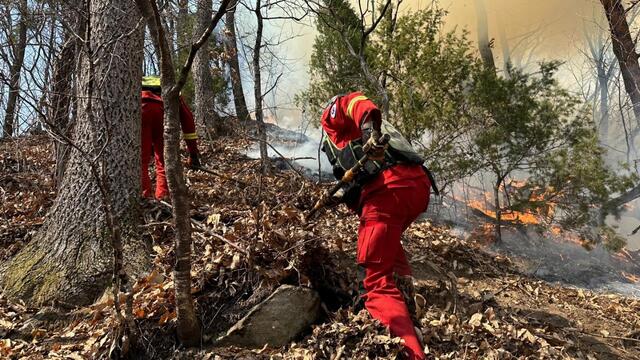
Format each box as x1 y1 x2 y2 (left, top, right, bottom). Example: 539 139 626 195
1 134 640 359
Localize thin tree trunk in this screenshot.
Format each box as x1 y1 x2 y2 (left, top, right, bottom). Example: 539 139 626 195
224 0 251 123
494 179 502 243
3 0 28 137
497 12 510 77
138 0 201 344
253 0 269 173
597 63 610 139
600 0 640 124
177 0 190 63
1 0 147 307
193 0 219 133
136 0 229 345
34 15 58 134
475 0 496 72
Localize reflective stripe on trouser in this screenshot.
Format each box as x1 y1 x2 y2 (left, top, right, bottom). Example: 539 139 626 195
357 178 430 360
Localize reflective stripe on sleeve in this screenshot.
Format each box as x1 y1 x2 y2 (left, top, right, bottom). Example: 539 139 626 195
346 95 368 119
183 132 198 140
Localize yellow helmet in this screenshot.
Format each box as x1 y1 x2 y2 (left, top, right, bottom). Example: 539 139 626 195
142 75 161 90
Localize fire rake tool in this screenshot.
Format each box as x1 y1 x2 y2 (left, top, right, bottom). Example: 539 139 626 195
306 133 390 220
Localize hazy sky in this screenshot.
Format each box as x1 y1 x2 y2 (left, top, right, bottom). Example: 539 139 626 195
278 0 607 126
440 0 603 62
281 0 608 104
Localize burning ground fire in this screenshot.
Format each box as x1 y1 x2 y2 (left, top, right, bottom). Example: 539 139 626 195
467 199 542 225
457 181 640 293
461 180 556 226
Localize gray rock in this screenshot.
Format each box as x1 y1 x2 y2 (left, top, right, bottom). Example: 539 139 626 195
216 285 321 348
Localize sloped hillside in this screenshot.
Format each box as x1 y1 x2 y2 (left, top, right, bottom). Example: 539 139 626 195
1 134 640 359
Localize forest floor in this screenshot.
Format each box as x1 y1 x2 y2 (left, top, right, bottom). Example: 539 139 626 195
2 133 640 359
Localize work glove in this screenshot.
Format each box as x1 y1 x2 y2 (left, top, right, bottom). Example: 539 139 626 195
364 129 386 161
187 152 201 169
325 186 347 208
361 116 386 161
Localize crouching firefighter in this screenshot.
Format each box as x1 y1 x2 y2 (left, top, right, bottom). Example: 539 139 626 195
141 75 201 200
319 92 438 360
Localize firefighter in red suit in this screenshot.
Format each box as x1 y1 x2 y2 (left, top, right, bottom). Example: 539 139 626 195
141 76 200 199
320 92 436 360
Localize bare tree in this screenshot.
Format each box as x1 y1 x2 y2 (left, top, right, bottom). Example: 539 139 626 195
2 0 28 137
585 28 617 141
475 0 495 71
252 0 270 173
598 0 640 213
600 0 640 125
224 0 251 123
135 0 230 345
193 0 220 133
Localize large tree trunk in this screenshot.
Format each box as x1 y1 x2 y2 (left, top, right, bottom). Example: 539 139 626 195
253 0 269 173
193 0 220 133
224 0 251 123
600 0 640 124
2 0 28 138
475 0 496 72
0 0 148 307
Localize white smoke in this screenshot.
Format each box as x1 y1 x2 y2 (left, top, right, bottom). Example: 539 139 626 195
244 117 332 175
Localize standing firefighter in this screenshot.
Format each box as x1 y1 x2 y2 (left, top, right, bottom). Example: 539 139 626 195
141 75 200 199
320 92 436 360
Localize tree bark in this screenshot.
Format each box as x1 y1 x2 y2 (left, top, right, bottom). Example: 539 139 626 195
224 0 251 123
1 0 148 307
193 0 219 133
600 0 640 124
176 0 190 63
2 0 28 137
253 0 269 173
475 0 496 72
51 21 83 188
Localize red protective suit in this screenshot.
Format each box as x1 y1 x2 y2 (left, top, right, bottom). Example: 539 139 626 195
141 91 199 199
321 92 430 360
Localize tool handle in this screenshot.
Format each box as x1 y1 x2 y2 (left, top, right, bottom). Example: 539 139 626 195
306 134 390 220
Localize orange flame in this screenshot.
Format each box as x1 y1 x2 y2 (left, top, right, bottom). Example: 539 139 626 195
467 199 541 225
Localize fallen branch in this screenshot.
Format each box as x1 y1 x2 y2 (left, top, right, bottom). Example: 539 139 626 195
193 165 248 187
191 218 248 255
157 200 248 255
568 329 640 344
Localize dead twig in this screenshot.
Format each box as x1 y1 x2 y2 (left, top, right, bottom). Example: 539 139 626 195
193 165 248 187
157 200 248 255
190 218 248 256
